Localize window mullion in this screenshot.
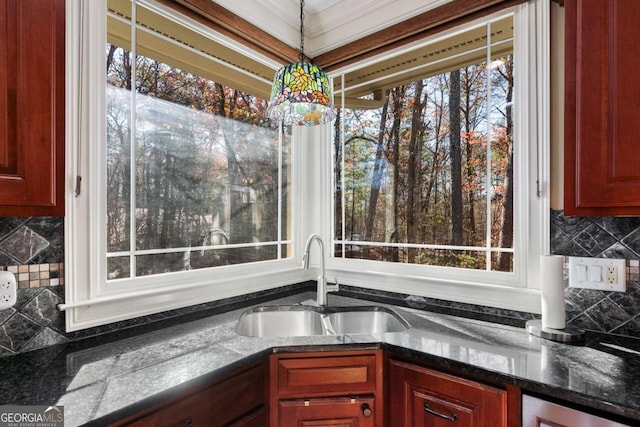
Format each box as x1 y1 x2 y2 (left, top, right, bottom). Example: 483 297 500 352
485 22 493 272
277 122 283 259
129 0 137 279
340 74 346 258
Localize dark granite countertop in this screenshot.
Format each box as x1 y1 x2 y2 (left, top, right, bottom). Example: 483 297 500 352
1 292 640 426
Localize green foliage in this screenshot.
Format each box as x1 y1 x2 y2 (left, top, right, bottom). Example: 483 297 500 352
415 250 484 270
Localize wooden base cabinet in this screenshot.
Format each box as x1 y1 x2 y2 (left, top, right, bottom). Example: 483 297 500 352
270 350 383 426
110 361 267 427
388 360 509 427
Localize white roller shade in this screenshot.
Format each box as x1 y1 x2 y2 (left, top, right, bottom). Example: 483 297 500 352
107 0 274 99
335 15 513 109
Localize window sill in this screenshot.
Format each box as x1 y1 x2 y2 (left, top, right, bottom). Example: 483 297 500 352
62 264 310 332
326 265 541 315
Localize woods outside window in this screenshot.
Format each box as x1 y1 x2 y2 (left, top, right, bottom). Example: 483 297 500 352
333 16 515 272
324 2 549 311
105 0 291 280
65 0 549 330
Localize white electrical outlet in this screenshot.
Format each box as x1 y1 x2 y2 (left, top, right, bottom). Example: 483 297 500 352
0 271 16 310
568 257 626 292
607 266 618 284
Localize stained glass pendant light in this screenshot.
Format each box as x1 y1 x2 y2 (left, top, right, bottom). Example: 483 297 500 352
266 0 336 126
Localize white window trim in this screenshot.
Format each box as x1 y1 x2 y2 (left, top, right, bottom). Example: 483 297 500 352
62 0 312 332
63 0 549 332
301 0 550 314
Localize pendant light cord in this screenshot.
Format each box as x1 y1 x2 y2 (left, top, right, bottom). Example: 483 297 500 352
299 0 305 61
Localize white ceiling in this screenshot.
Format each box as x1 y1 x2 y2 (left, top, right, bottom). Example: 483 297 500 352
213 0 453 58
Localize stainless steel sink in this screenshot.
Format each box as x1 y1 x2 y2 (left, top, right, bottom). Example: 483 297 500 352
234 305 409 337
327 306 409 334
234 306 324 337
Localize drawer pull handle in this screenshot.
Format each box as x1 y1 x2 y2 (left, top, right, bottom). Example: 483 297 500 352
424 404 458 421
184 417 193 427
361 403 372 418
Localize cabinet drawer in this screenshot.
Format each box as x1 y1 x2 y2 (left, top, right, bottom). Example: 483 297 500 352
279 396 376 427
275 352 379 397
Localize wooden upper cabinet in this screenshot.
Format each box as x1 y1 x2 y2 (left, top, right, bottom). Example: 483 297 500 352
0 0 65 217
564 0 640 216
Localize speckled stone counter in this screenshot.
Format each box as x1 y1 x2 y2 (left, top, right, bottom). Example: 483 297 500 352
1 292 639 426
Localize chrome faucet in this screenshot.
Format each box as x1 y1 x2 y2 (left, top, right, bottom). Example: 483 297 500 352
302 234 338 306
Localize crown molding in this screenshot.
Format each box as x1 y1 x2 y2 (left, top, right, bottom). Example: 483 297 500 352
212 0 452 57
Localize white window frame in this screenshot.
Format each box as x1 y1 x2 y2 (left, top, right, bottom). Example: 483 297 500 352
63 0 549 332
62 0 313 332
304 0 550 314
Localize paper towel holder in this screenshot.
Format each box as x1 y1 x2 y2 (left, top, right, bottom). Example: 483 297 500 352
526 319 585 343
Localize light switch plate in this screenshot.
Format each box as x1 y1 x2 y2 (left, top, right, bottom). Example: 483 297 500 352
568 257 626 292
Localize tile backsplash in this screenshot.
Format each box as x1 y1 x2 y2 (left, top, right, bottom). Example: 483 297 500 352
5 263 65 289
0 217 64 266
2 211 640 357
551 210 640 337
0 217 66 356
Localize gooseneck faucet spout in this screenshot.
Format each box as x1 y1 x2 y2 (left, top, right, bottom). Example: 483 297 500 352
302 234 337 306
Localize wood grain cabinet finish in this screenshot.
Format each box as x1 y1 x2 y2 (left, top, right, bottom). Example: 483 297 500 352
0 0 65 216
279 396 376 427
110 362 267 427
270 350 384 426
388 359 509 427
564 0 640 216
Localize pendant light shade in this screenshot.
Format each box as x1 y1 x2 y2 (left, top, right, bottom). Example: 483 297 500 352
266 0 336 126
266 61 336 125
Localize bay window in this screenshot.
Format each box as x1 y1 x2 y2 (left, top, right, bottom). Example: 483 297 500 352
64 0 549 331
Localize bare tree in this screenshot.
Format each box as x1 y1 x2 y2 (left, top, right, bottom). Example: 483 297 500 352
387 86 406 261
497 56 514 271
449 70 463 246
407 80 426 262
364 91 390 242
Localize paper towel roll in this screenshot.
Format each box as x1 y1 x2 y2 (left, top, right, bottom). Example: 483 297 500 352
540 255 566 330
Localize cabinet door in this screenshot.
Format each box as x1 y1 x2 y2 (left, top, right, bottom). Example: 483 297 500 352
564 0 640 215
279 396 375 427
0 0 65 216
389 360 507 427
113 362 266 427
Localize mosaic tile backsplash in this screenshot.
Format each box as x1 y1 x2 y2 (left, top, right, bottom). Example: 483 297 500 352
2 211 640 357
0 217 66 356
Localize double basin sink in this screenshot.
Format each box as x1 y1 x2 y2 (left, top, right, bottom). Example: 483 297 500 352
235 304 410 337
